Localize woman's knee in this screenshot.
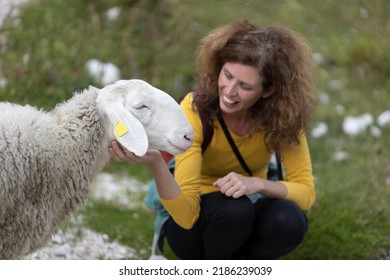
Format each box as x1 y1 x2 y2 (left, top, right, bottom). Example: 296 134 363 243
255 198 308 243
202 192 255 227
242 199 308 259
273 200 307 234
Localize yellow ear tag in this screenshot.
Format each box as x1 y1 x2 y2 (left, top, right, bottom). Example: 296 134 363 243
115 121 129 138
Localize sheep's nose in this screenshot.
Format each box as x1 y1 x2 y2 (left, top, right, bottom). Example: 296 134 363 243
182 127 194 147
184 134 193 143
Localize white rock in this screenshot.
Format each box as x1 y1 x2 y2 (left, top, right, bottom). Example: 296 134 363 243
313 52 324 65
335 104 345 115
343 113 373 136
85 59 121 85
0 0 29 27
332 151 349 161
377 110 390 127
329 79 343 90
311 122 328 138
149 254 168 260
360 8 369 19
370 126 382 138
0 76 7 88
106 7 120 21
318 92 330 104
90 172 148 208
54 244 72 257
24 227 136 260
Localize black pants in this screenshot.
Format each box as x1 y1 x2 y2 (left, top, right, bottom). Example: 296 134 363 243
163 192 308 259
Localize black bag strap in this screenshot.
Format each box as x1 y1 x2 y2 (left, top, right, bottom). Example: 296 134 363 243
216 111 253 176
217 110 283 180
276 152 283 180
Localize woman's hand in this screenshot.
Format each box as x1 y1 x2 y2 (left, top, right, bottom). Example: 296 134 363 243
213 172 263 198
108 140 161 165
109 140 180 200
213 172 288 199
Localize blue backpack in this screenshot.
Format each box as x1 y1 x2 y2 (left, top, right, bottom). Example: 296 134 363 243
144 91 282 259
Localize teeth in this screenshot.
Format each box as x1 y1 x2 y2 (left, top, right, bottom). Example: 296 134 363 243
223 95 236 104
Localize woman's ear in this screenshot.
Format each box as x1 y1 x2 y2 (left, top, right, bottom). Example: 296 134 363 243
262 86 274 98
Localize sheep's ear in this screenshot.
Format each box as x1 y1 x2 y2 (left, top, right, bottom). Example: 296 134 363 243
105 105 149 156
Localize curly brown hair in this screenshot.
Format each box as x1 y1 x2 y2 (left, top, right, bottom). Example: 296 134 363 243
194 20 316 153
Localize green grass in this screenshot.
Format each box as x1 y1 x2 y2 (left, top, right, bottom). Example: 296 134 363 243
1 0 390 259
80 201 155 259
302 133 390 259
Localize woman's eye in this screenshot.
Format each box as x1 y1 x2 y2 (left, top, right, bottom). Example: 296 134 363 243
225 72 232 80
240 84 252 91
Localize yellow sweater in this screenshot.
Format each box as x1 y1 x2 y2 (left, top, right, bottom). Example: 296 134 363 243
160 93 315 229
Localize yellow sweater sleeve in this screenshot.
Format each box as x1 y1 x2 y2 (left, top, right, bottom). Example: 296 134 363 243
282 135 316 211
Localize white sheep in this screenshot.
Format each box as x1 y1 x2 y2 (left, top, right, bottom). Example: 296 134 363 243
0 79 193 259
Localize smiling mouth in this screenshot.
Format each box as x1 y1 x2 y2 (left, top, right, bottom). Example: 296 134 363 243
222 95 238 105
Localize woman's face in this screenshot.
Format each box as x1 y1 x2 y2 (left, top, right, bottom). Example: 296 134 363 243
218 62 271 115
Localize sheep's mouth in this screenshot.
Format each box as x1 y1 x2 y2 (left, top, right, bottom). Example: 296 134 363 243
168 141 187 153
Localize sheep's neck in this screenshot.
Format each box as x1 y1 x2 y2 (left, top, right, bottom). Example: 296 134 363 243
51 89 111 181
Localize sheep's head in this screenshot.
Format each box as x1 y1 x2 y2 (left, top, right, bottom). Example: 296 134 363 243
97 79 194 156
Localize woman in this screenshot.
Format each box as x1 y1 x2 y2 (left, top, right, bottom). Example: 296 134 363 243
109 20 316 259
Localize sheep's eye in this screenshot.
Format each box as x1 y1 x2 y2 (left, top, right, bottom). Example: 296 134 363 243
134 104 149 110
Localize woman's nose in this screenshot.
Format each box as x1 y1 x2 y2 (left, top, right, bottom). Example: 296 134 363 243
225 81 237 96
